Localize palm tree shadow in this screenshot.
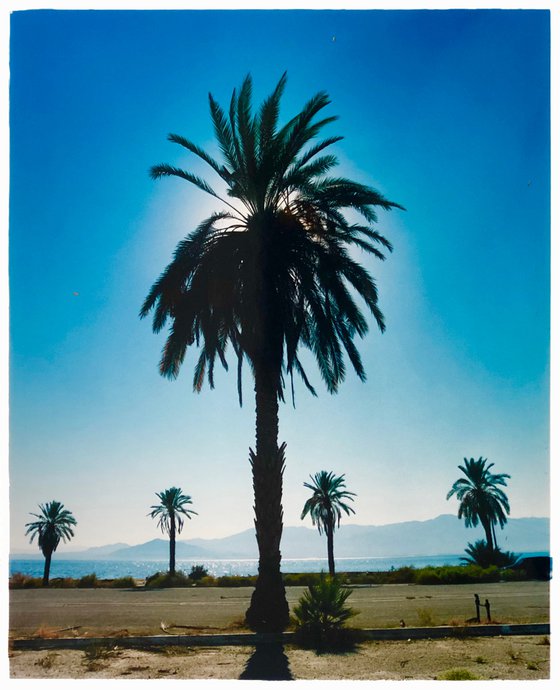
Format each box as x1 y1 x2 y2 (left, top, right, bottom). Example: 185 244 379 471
239 642 294 680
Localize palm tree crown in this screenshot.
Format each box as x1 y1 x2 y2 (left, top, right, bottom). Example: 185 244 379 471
25 500 77 555
301 471 355 576
301 470 356 533
446 457 510 550
149 487 197 535
140 72 403 404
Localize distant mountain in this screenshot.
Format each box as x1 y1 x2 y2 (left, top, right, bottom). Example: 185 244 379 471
188 515 550 559
107 539 213 561
10 515 549 561
79 543 130 557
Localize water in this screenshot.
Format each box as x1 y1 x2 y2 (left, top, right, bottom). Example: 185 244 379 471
10 554 465 580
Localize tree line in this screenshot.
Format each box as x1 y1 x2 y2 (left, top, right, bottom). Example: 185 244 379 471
25 456 512 586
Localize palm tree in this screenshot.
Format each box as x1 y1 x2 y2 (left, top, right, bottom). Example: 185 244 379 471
446 457 511 551
25 501 77 586
149 487 197 574
140 73 402 631
301 471 356 576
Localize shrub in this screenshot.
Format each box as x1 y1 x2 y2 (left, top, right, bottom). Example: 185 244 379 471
77 573 99 588
414 565 502 586
145 570 191 588
198 575 218 587
9 572 42 589
216 574 256 587
111 576 136 588
416 607 436 626
48 577 77 588
283 572 322 587
386 566 416 584
188 564 209 581
293 573 358 650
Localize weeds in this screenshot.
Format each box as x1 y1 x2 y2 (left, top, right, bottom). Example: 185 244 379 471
416 608 436 627
506 645 522 662
78 573 98 588
33 626 60 639
111 576 136 588
82 643 120 672
35 652 58 669
145 571 191 588
526 661 539 671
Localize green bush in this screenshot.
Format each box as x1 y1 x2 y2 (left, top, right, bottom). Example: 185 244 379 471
283 572 322 587
145 570 191 588
198 575 218 587
293 573 358 650
77 573 99 588
48 577 78 588
216 574 256 587
9 572 43 589
386 566 416 584
111 576 136 588
414 564 502 586
188 564 209 581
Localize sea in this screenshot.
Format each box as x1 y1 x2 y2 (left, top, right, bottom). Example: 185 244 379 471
10 554 466 580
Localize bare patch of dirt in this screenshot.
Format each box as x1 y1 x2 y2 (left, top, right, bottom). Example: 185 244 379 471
9 635 550 680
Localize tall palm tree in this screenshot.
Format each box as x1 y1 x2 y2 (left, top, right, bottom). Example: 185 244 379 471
25 501 77 586
446 457 511 551
301 471 356 576
149 487 197 574
140 73 402 631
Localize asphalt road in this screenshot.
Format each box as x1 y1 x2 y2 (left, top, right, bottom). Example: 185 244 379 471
9 581 549 637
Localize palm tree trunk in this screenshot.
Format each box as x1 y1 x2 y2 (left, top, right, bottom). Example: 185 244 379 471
326 521 336 577
481 517 494 551
42 551 52 587
170 515 176 575
245 367 290 632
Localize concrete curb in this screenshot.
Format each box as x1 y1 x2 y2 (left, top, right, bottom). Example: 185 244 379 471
10 624 550 651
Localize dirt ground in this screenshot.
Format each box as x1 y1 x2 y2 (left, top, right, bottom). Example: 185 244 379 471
8 581 551 680
8 635 551 680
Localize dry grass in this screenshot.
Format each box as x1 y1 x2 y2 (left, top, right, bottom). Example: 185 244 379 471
34 652 59 669
82 643 122 672
33 626 60 639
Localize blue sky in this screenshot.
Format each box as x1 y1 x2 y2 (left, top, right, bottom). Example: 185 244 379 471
7 7 551 551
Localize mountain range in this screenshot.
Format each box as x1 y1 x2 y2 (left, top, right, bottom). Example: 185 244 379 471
11 514 549 561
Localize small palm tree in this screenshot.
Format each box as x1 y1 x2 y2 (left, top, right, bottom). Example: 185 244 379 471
301 471 355 576
25 501 77 586
447 457 510 551
293 573 357 649
149 487 197 574
461 539 517 569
